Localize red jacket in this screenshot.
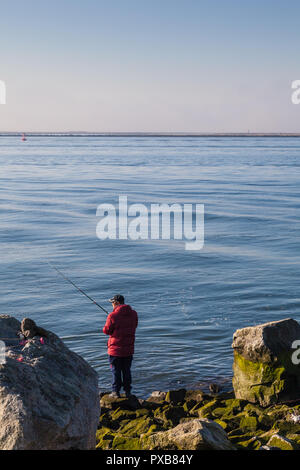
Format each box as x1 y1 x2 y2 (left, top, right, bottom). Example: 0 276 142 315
103 304 138 357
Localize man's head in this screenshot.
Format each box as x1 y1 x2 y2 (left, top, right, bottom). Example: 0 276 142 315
109 294 125 308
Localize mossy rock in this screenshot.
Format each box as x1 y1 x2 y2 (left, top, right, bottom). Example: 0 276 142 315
223 398 248 415
239 415 258 432
154 405 187 426
228 430 261 444
165 389 186 404
211 407 228 418
140 420 236 450
111 408 137 422
184 389 207 406
96 427 116 450
210 399 247 420
189 401 209 416
99 411 122 431
100 393 141 410
286 433 300 445
255 429 278 444
257 413 273 430
96 426 113 439
214 419 228 430
271 419 300 435
242 403 274 430
142 423 164 436
135 408 151 418
267 433 298 450
218 415 243 433
140 400 162 411
183 400 197 412
118 416 157 437
243 403 263 417
153 404 168 419
236 436 262 450
112 435 142 450
233 350 300 407
197 400 218 418
266 405 291 421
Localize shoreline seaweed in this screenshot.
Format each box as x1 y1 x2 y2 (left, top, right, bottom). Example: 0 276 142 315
96 389 300 450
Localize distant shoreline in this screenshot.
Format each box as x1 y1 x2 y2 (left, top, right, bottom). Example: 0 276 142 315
1 132 300 138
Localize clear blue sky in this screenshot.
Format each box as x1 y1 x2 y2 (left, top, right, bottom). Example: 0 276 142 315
0 0 300 132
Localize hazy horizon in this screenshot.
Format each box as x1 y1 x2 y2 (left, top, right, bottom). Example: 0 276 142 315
1 0 300 133
2 131 300 136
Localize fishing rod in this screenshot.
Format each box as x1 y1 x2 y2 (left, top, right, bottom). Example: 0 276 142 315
47 262 109 315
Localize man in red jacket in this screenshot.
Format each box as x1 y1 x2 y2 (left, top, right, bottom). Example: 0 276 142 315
103 294 138 398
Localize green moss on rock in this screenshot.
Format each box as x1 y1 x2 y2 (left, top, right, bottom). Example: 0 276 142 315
267 434 297 450
136 408 151 418
224 398 248 414
197 400 218 418
271 419 300 435
189 402 207 416
238 437 262 450
111 408 137 422
97 382 300 451
112 435 142 450
286 433 300 445
154 405 187 427
233 350 300 407
211 407 227 418
239 415 258 432
183 401 195 413
96 427 116 450
183 390 207 409
228 430 261 444
214 419 228 430
118 416 156 437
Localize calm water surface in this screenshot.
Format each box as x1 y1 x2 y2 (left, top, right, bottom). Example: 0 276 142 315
0 136 300 397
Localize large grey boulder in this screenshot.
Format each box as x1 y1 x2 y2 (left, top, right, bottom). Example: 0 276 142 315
0 315 100 450
141 418 236 450
232 318 300 406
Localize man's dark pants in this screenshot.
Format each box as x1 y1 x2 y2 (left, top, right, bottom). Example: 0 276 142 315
109 355 133 394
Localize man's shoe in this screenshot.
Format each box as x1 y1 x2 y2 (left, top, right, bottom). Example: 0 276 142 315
109 392 121 399
125 392 132 399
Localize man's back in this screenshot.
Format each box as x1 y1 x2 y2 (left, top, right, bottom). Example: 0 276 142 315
103 304 138 357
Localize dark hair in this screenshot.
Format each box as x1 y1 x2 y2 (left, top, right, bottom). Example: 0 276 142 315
112 294 124 304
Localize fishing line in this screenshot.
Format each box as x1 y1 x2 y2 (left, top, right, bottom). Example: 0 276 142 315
47 262 109 315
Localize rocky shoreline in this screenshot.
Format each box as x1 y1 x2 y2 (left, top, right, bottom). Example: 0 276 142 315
1 315 300 450
96 318 300 451
97 388 300 450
